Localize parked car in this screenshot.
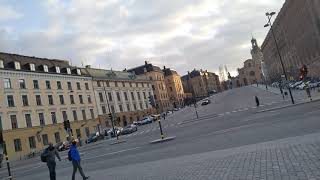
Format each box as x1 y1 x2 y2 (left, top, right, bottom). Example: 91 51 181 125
107 127 122 137
201 99 211 106
138 117 153 125
121 124 138 135
86 132 104 143
58 141 70 151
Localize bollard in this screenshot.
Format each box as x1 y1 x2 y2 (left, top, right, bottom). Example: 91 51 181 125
5 155 12 180
158 119 164 139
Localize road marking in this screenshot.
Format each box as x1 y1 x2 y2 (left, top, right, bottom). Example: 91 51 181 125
218 113 224 116
138 131 144 135
251 106 257 109
225 112 231 114
82 147 141 160
170 124 175 127
232 110 237 113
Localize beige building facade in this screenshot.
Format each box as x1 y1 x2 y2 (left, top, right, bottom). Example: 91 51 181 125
163 67 185 108
81 67 155 127
0 52 100 160
128 62 170 112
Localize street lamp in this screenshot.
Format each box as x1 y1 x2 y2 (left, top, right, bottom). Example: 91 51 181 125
264 11 295 104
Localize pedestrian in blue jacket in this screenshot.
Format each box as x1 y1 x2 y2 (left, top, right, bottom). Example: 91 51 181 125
70 140 89 180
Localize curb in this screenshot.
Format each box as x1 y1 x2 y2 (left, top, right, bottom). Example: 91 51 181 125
255 98 320 113
110 140 126 145
150 136 176 144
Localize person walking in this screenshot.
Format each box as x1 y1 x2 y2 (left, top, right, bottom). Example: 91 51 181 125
70 140 89 180
255 96 260 107
44 143 61 180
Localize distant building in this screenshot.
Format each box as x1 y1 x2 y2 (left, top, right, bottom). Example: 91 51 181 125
162 67 185 108
127 61 170 112
261 0 320 82
181 69 220 99
81 67 155 127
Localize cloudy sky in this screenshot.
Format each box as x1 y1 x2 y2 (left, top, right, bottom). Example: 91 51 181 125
0 0 285 76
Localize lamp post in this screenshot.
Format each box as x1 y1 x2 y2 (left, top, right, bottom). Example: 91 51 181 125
264 12 295 104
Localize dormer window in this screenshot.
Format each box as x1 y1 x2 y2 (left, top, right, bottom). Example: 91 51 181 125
56 66 60 73
43 65 48 72
14 62 21 70
67 68 71 74
30 64 35 71
0 60 3 68
77 69 81 75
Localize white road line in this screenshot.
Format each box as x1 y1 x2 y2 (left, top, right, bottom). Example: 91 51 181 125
82 147 141 160
218 113 224 116
225 112 231 114
251 106 257 109
232 110 237 113
138 131 144 135
244 108 249 111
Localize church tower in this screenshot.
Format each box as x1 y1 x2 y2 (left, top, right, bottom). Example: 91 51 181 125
250 38 264 63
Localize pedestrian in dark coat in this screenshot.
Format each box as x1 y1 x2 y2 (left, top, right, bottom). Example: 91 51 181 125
255 96 260 107
70 140 89 180
44 143 61 180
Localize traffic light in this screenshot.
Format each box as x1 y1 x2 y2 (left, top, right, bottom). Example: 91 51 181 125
63 120 70 131
148 95 156 107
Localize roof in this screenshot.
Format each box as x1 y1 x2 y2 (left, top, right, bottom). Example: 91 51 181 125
0 52 83 76
127 61 163 75
81 67 149 81
163 68 178 76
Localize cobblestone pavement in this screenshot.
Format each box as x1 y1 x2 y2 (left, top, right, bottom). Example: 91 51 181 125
71 132 320 180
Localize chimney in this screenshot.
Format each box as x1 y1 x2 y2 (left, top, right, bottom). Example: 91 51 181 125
145 61 148 65
85 65 91 68
163 66 166 70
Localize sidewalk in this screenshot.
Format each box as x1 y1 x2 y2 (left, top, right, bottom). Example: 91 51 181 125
60 132 320 180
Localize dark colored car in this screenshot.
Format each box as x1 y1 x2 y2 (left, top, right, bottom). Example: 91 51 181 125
201 99 211 106
86 133 104 143
121 124 138 135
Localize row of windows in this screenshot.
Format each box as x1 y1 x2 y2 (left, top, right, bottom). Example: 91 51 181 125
9 109 95 129
98 91 151 103
97 81 150 88
3 78 90 91
100 101 149 114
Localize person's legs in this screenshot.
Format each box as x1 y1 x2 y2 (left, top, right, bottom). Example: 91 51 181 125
47 161 56 180
72 161 78 180
76 161 87 179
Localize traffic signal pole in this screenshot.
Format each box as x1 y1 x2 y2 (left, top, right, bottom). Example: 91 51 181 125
104 88 119 141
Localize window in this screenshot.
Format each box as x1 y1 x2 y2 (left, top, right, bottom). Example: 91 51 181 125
33 80 39 89
29 136 36 149
35 95 42 106
143 92 146 99
136 83 139 87
119 105 123 112
59 95 65 105
19 79 26 89
43 65 48 72
129 82 132 87
67 68 71 74
0 60 3 68
137 92 141 100
55 66 60 73
76 82 81 90
101 106 107 114
152 85 155 91
99 92 104 102
45 81 51 89
122 82 125 87
67 82 72 90
54 132 61 143
106 81 110 87
85 83 89 90
39 113 45 126
14 62 21 70
110 105 115 113
57 81 62 89
70 95 75 104
97 81 101 87
133 104 137 110
76 129 81 138
85 127 90 137
10 115 18 129
73 110 78 121
115 82 118 87
25 114 32 128
48 95 54 105
126 104 131 111
22 95 29 106
42 134 49 145
124 92 128 101
87 95 92 104
51 112 57 124
131 92 135 100
116 92 121 101
7 95 15 107
145 102 148 108
4 78 11 89
77 69 81 75
62 111 68 121
149 92 151 96
90 109 94 119
139 103 143 110
14 139 22 152
169 87 173 92
79 95 84 104
108 92 113 101
154 94 157 100
82 110 86 120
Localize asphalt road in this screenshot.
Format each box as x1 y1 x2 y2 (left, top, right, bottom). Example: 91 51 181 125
1 86 320 180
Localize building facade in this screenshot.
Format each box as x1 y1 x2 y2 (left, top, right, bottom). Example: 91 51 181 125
162 67 185 108
261 0 320 82
81 67 155 127
127 61 170 112
0 52 100 160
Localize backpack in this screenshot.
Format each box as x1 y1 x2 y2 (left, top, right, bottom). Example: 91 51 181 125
68 150 72 161
40 149 48 162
